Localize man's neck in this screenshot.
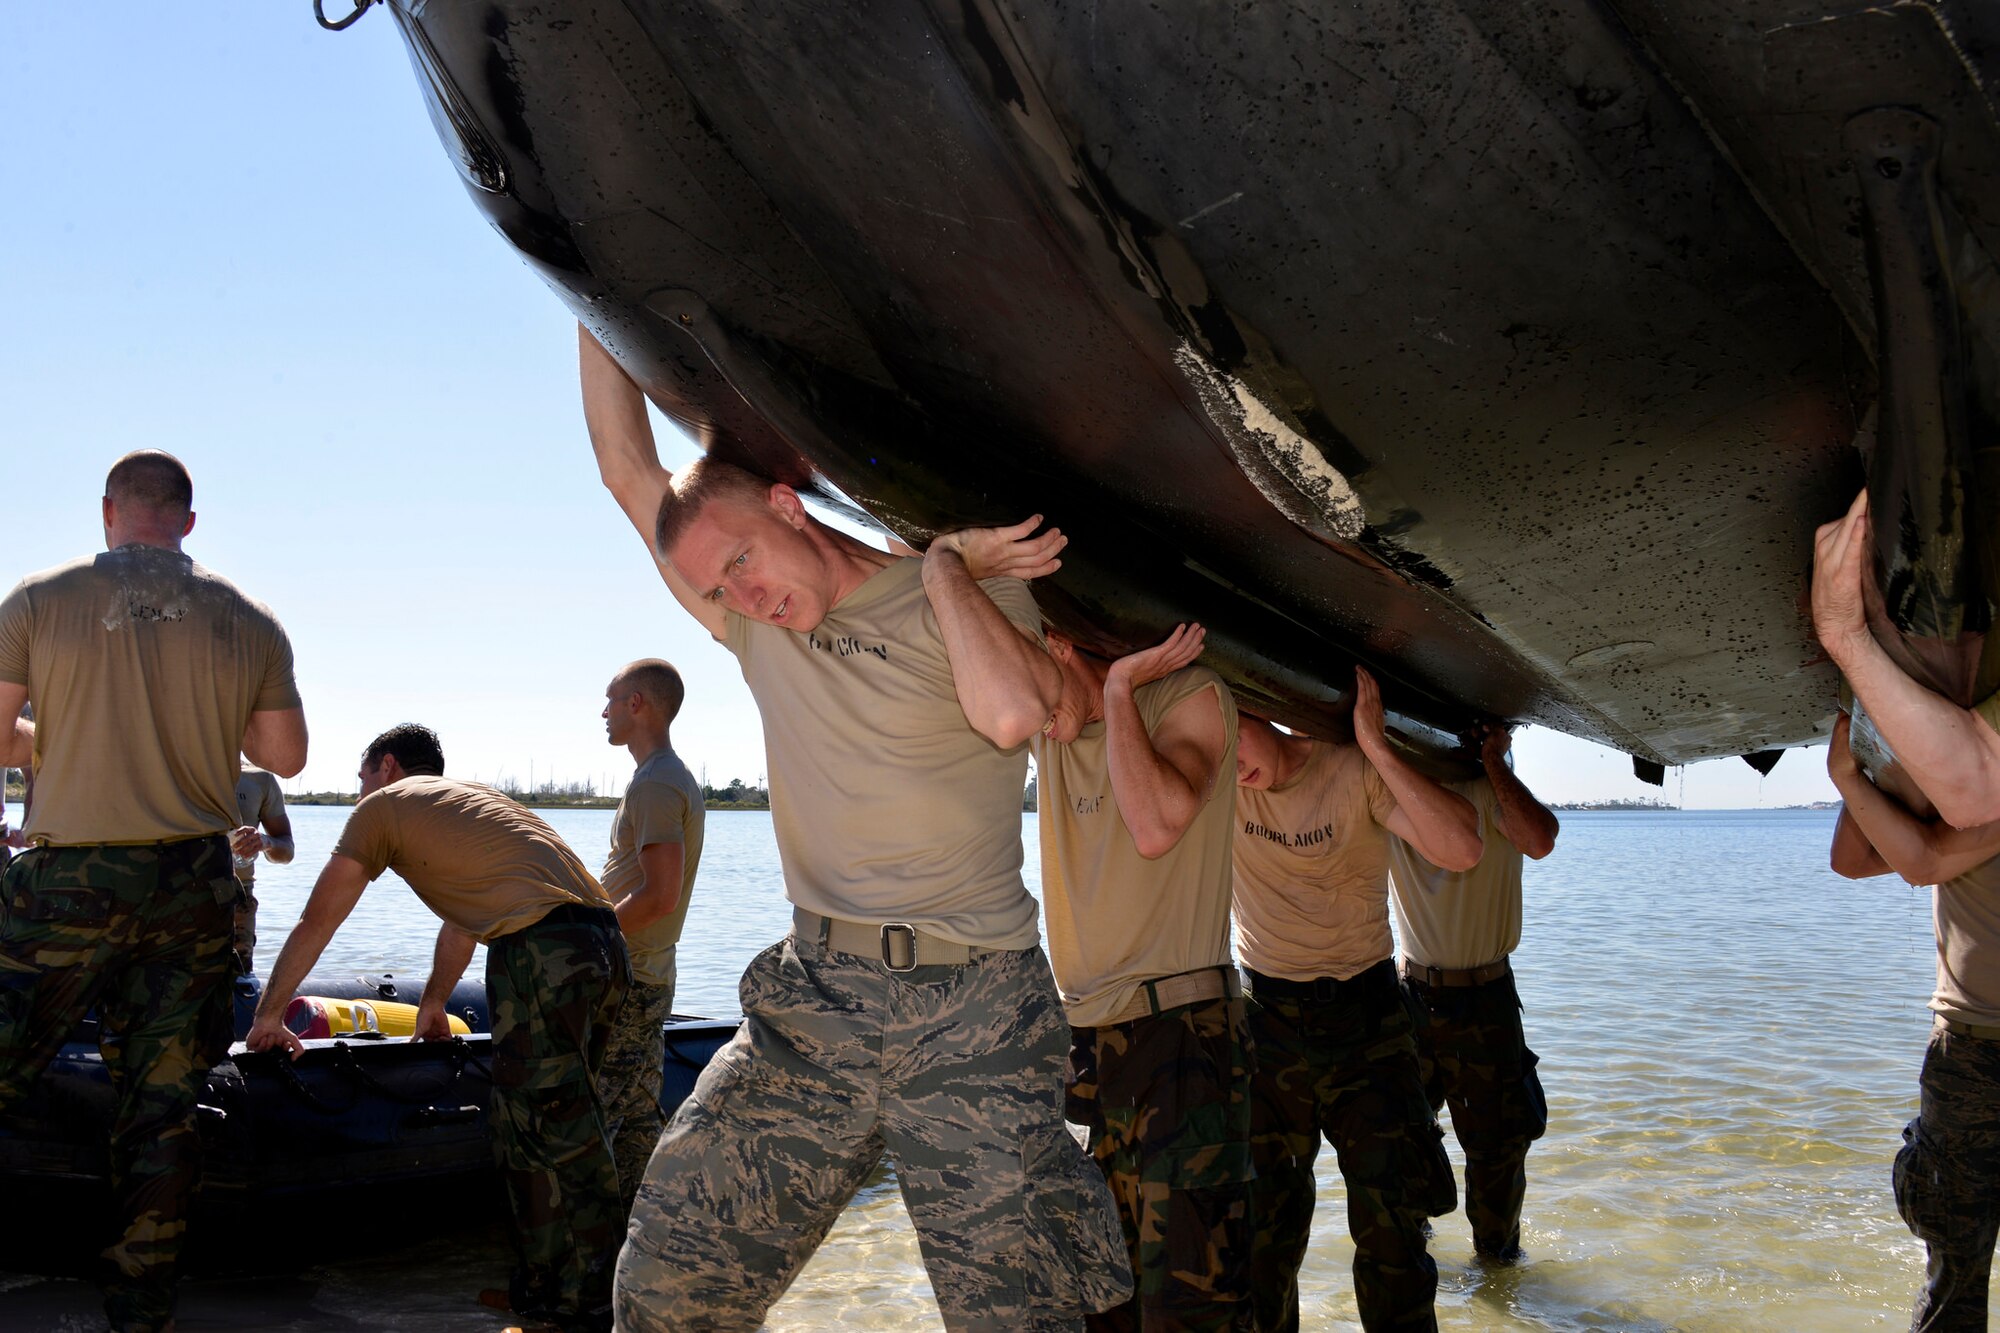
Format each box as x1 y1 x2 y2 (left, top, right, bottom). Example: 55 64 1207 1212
1272 732 1316 787
1079 654 1113 728
107 533 184 553
625 729 671 769
818 524 899 608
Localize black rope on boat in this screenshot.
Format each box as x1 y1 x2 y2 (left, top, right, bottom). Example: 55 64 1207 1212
314 0 376 32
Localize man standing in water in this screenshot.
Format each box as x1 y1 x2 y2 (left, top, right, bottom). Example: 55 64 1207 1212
227 761 294 975
1034 621 1248 1330
595 658 704 1216
579 328 1128 1330
247 723 628 1333
1827 713 2000 1330
1388 722 1558 1270
1231 675 1482 1332
1814 489 2000 828
0 450 307 1333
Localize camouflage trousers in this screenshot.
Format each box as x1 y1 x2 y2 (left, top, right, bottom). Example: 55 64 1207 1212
231 875 258 976
1247 960 1454 1333
615 932 1131 1332
1068 986 1256 1332
596 966 675 1220
488 904 631 1333
1402 966 1547 1262
0 836 238 1333
1894 1022 2000 1332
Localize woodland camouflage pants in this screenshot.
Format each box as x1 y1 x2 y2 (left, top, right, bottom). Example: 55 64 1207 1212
0 835 237 1333
488 904 630 1333
1896 1022 2000 1333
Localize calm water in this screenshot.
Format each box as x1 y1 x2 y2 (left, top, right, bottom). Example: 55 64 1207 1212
0 804 1958 1328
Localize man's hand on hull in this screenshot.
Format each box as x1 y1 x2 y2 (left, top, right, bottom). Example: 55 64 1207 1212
1811 489 1872 658
1106 623 1206 694
244 1014 305 1060
411 1000 454 1043
1828 711 1860 782
927 515 1066 581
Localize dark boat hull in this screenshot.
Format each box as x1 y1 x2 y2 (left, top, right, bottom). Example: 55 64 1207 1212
353 0 2000 772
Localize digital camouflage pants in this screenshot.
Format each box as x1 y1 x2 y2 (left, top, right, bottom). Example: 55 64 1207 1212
1402 968 1547 1263
596 966 675 1219
0 836 238 1333
1069 989 1256 1333
488 905 631 1333
1895 1022 2000 1333
615 934 1130 1333
1248 961 1454 1333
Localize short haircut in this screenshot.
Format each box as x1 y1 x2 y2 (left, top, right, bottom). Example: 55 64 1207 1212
363 723 445 777
614 659 686 723
105 450 194 517
654 457 775 558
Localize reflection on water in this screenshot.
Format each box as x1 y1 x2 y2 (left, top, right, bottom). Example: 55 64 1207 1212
0 805 1964 1327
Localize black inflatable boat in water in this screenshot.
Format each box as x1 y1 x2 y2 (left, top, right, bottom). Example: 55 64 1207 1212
0 972 734 1258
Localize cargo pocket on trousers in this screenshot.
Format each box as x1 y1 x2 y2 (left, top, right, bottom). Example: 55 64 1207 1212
1412 1119 1459 1219
1023 1122 1134 1315
1894 1117 1956 1245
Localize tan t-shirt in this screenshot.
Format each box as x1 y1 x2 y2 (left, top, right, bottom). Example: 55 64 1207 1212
1034 666 1238 1027
1388 777 1524 970
332 776 610 943
603 747 705 988
726 558 1041 950
1232 740 1399 981
233 767 287 886
0 547 299 846
1934 854 2000 1027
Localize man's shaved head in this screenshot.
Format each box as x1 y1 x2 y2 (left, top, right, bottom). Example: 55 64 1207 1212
614 659 686 724
654 458 774 558
105 450 194 519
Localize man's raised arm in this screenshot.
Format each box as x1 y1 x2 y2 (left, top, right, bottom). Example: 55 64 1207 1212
924 517 1063 747
243 853 374 1058
1813 489 2000 828
242 707 308 779
578 325 727 639
1479 724 1559 860
1828 713 2000 885
1104 625 1229 859
1356 668 1483 871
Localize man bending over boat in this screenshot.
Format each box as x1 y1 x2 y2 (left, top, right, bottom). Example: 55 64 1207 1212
579 327 1129 1331
1389 722 1559 1272
0 450 307 1333
1034 621 1250 1330
595 658 704 1218
246 724 628 1333
1814 489 2000 828
1232 677 1482 1332
1827 713 2000 1331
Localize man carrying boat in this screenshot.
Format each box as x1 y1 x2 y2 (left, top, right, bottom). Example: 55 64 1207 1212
226 761 294 975
595 657 704 1217
1827 713 2000 1331
1814 489 2000 829
1033 621 1250 1330
1388 722 1558 1271
246 723 628 1333
0 450 308 1333
579 328 1129 1331
1231 675 1481 1332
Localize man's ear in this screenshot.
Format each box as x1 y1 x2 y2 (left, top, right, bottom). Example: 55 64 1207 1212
768 484 807 529
182 510 197 538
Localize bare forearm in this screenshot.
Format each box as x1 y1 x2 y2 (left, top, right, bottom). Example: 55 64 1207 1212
261 835 295 865
1104 680 1201 858
1486 755 1559 858
1835 633 2000 827
253 916 341 1027
419 927 478 1011
3 716 30 769
924 550 1057 746
1366 741 1481 869
1831 764 1941 883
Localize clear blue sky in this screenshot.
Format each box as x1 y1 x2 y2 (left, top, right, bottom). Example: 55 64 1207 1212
2 7 1840 809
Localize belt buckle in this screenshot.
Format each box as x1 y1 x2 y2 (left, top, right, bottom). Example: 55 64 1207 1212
1424 964 1445 989
880 922 919 973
